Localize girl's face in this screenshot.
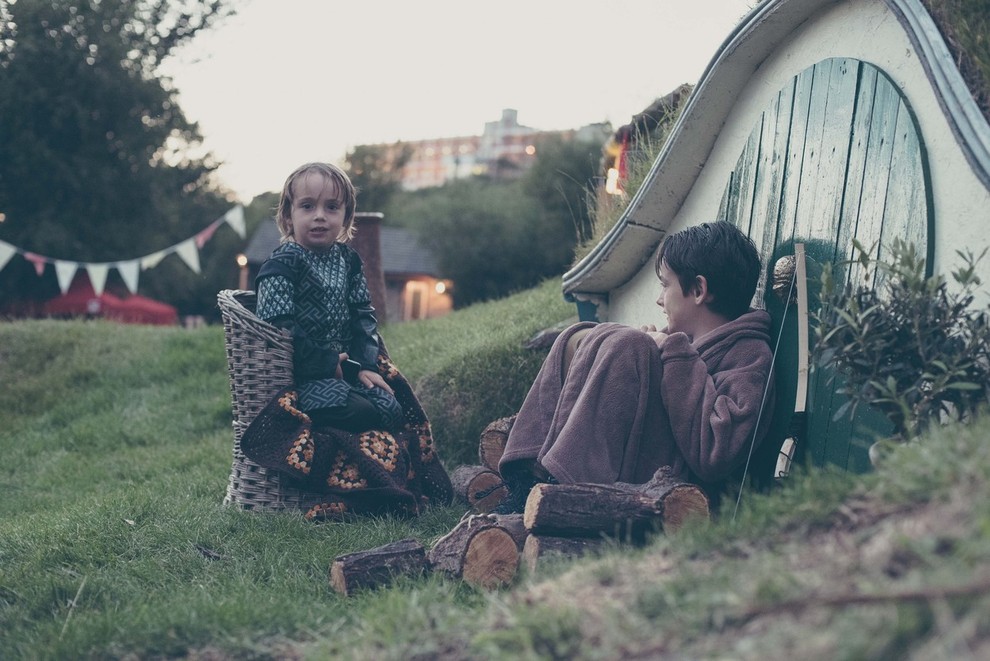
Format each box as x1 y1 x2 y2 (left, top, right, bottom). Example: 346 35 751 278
288 172 346 252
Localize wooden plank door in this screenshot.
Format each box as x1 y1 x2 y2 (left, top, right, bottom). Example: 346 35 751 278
718 58 934 473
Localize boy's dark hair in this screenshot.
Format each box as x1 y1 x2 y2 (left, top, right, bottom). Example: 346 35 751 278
655 221 761 318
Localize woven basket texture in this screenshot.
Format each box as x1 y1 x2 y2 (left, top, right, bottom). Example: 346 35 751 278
218 289 322 511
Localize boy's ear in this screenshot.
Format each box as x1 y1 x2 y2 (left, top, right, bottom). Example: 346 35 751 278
693 275 715 304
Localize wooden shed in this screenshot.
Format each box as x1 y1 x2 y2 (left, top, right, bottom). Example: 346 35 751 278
563 0 990 474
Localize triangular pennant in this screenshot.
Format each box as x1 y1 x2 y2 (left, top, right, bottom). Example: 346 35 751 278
224 205 246 238
140 250 168 270
195 219 220 249
87 263 109 296
24 252 47 276
55 261 78 294
0 240 16 271
116 261 140 294
176 239 201 274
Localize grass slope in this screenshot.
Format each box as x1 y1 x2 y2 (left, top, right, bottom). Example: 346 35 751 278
1 284 988 660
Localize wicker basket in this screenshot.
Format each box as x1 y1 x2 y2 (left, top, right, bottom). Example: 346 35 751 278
217 289 321 511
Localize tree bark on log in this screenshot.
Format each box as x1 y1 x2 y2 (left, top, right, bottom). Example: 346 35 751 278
428 515 520 589
616 466 711 533
523 534 605 573
450 465 506 513
329 538 426 596
478 416 515 471
524 468 709 538
487 513 528 549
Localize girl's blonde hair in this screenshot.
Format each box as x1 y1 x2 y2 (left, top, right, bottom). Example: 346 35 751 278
275 162 358 243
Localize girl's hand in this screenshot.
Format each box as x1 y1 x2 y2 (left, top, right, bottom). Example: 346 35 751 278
358 369 394 395
335 352 349 379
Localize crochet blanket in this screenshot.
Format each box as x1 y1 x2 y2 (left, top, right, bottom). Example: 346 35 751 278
240 355 453 521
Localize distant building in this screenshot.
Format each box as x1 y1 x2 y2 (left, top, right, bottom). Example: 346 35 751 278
243 216 452 324
373 109 611 190
395 134 481 191
379 227 452 322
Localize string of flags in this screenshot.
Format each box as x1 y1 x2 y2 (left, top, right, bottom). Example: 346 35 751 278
0 206 245 296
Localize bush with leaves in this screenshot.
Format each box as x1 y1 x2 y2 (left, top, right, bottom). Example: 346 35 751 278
814 238 990 440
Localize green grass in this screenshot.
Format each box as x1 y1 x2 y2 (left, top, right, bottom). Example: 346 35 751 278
382 277 574 467
924 0 990 119
2 285 989 659
0 282 573 659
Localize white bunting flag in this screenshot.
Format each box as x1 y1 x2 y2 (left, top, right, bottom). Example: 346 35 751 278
224 205 246 238
176 239 201 274
117 261 140 293
55 261 78 294
87 263 109 296
0 240 15 271
140 250 168 270
0 206 243 292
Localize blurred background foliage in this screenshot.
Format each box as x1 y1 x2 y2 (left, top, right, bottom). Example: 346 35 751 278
0 0 236 317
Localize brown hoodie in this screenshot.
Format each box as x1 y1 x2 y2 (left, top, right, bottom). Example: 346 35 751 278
500 310 775 493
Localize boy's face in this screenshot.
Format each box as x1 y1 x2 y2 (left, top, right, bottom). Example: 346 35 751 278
289 172 346 252
657 260 698 334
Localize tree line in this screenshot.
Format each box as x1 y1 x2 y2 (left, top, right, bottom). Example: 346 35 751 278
1 0 607 317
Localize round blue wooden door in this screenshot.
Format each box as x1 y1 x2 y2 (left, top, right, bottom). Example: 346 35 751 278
718 57 934 473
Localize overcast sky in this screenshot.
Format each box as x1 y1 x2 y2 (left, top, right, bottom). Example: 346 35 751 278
162 0 755 201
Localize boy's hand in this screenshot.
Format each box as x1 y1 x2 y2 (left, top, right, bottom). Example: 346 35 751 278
647 331 669 347
638 324 668 347
358 369 393 395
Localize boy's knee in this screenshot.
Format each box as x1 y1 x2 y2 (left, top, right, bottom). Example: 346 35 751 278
562 327 594 375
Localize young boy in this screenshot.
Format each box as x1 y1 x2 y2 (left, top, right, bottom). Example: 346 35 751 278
496 221 775 512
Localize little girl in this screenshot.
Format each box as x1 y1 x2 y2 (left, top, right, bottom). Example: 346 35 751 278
255 162 402 433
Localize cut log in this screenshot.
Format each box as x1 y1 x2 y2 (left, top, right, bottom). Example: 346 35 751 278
450 465 506 512
462 528 518 588
617 466 711 533
524 468 709 538
429 515 520 589
329 538 426 596
523 483 660 540
523 534 605 573
478 416 515 471
488 513 528 549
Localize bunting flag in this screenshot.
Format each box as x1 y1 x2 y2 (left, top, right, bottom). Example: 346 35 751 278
24 252 46 276
194 220 220 249
223 205 246 238
55 261 77 293
87 263 109 296
117 261 139 294
0 241 14 271
0 205 244 294
140 250 168 270
175 239 201 274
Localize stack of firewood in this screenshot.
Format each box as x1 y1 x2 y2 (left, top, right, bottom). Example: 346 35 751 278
329 417 710 595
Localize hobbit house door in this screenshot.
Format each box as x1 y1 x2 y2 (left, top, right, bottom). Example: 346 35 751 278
718 57 934 475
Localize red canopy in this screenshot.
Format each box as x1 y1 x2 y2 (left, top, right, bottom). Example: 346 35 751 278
43 277 178 326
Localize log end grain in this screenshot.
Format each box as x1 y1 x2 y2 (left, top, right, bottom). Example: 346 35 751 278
450 465 508 513
659 485 711 532
469 471 508 513
478 416 515 470
462 527 519 589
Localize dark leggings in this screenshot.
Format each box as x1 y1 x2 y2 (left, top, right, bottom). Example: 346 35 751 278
307 391 385 433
